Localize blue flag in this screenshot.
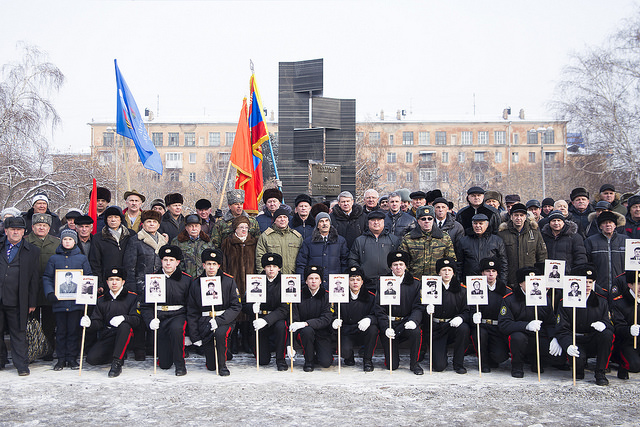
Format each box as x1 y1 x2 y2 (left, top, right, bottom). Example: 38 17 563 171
114 59 163 175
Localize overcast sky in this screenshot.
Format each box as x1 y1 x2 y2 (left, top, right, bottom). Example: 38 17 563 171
1 0 637 153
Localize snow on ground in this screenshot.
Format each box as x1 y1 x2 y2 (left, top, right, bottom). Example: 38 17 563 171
1 352 639 426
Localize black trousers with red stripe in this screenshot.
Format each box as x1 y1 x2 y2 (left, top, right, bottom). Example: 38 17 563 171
619 343 640 372
381 327 422 370
472 324 509 367
86 322 134 365
573 330 614 371
202 323 234 371
156 314 186 370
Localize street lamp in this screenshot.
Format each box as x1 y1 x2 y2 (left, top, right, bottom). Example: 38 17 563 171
537 127 546 199
106 126 119 202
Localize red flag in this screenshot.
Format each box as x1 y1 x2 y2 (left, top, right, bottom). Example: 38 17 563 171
247 75 267 212
230 98 255 209
88 179 98 235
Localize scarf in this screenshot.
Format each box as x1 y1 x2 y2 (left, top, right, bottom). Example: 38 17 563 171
138 229 168 254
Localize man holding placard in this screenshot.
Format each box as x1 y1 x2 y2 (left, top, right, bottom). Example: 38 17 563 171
376 251 424 375
556 266 613 385
186 249 241 376
141 245 191 376
82 267 140 377
612 270 640 379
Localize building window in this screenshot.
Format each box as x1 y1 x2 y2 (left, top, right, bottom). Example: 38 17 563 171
495 151 503 163
369 132 381 145
206 152 213 163
461 131 473 145
419 131 430 146
420 169 437 182
458 151 466 163
402 131 414 145
544 130 555 144
371 153 378 162
545 151 557 163
103 132 114 147
152 132 163 147
529 152 536 163
168 132 179 146
474 152 485 162
218 152 231 170
406 172 413 182
189 172 196 182
512 152 519 163
184 132 196 147
442 172 449 183
513 134 519 145
495 172 503 183
494 131 506 145
420 152 434 162
441 152 449 163
435 131 446 145
102 152 113 163
475 172 484 183
169 172 179 182
357 132 364 142
205 173 213 182
388 134 394 146
451 134 457 145
189 153 197 164
387 171 396 182
527 131 538 144
209 132 221 146
225 132 235 146
405 152 413 163
478 131 489 145
387 152 397 163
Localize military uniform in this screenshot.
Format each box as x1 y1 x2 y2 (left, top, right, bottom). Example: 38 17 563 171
255 226 302 274
210 212 260 247
611 282 640 378
335 288 379 370
472 282 509 372
398 226 456 277
292 286 334 370
171 230 213 278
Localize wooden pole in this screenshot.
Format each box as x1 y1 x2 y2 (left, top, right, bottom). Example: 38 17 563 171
476 305 482 378
218 153 234 210
289 303 294 372
78 304 88 376
572 306 576 386
534 306 541 383
337 303 341 374
154 302 158 375
255 312 260 372
429 312 433 375
389 304 392 375
635 272 638 349
212 309 218 374
552 288 555 311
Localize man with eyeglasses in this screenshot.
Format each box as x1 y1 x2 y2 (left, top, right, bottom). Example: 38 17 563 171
399 205 455 277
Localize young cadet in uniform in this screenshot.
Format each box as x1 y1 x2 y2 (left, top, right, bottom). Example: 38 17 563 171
186 248 241 376
499 266 558 378
141 245 191 376
331 266 379 372
289 265 334 372
556 265 614 386
376 251 424 375
612 271 640 379
424 257 470 374
243 253 289 371
81 267 140 377
473 257 510 373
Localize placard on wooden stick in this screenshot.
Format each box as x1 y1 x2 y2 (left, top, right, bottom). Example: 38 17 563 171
525 276 547 307
563 276 587 308
466 276 488 306
245 275 267 304
145 274 166 304
421 276 442 305
544 259 565 289
281 274 302 304
55 269 83 301
329 274 349 303
200 276 222 307
379 276 401 305
625 240 640 271
76 275 98 305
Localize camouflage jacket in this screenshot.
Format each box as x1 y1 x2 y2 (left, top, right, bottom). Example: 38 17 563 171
171 230 213 278
398 225 456 277
210 210 261 247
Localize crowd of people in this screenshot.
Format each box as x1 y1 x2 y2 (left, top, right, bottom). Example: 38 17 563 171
1 183 639 386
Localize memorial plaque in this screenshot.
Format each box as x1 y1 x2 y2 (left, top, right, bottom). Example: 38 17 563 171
311 163 341 197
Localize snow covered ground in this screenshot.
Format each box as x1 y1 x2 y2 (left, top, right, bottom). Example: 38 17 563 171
0 352 638 426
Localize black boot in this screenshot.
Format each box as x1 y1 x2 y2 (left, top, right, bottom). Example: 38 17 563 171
595 370 609 386
363 359 374 372
618 367 629 380
108 358 123 378
53 360 65 371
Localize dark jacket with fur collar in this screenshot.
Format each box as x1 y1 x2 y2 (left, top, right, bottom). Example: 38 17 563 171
90 225 135 291
541 220 587 274
498 284 556 338
293 286 333 333
140 267 191 327
498 218 547 286
556 290 612 350
295 227 348 284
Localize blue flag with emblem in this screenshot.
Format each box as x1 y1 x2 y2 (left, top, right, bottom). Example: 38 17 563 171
114 59 163 175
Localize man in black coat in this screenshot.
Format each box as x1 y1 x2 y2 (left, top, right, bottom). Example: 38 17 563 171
455 187 501 233
612 270 640 379
158 193 186 242
331 266 379 372
21 192 61 235
0 217 40 375
187 249 241 376
82 267 140 377
330 191 368 249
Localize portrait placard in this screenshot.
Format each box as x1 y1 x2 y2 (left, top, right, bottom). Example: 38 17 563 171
145 274 166 304
544 259 565 289
563 276 587 308
75 275 98 305
329 274 349 303
200 276 222 307
525 275 547 306
421 276 442 305
281 274 301 304
245 275 266 303
466 275 488 305
380 276 401 305
625 240 640 271
55 269 82 301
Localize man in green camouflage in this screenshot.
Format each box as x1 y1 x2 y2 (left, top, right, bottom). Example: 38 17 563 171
171 214 213 278
210 189 260 247
399 205 456 277
255 208 302 274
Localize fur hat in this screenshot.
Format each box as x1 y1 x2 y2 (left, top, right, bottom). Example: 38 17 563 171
573 264 597 281
416 205 434 219
426 189 442 204
91 187 111 203
164 193 184 206
436 257 456 274
105 266 126 281
310 203 329 219
201 248 223 264
150 199 165 210
484 190 503 206
159 244 182 260
263 188 283 203
387 250 410 268
104 206 124 221
480 257 500 272
295 194 313 207
227 189 245 205
304 265 324 281
410 191 426 200
510 203 528 215
261 253 283 269
570 187 589 201
141 210 162 223
32 213 52 226
516 266 538 284
505 194 521 204
4 216 26 229
75 215 94 226
541 197 555 208
597 211 618 226
232 215 251 230
347 266 365 279
195 199 212 210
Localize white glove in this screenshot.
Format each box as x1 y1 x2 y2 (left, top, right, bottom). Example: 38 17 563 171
631 324 640 337
289 322 306 332
110 315 125 327
357 317 371 331
567 344 580 358
404 320 417 330
183 336 192 346
472 312 482 325
80 315 91 328
209 318 218 331
287 345 296 359
332 319 343 329
426 304 435 315
525 320 542 332
549 337 562 357
253 318 268 331
449 316 463 328
193 340 202 347
591 321 606 332
385 328 396 339
252 302 261 314
149 318 160 330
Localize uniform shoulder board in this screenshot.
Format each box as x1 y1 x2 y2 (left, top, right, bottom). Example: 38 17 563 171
223 272 234 278
503 292 513 298
291 229 302 238
128 291 138 296
613 295 623 301
460 283 467 288
182 271 192 278
97 294 105 300
265 228 274 235
368 290 376 296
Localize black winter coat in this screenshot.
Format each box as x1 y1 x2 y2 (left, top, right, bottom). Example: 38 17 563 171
241 273 288 326
556 291 613 350
611 286 640 346
293 286 333 333
348 229 400 291
330 204 368 249
122 233 163 296
541 221 587 274
498 285 555 338
455 226 508 285
140 267 191 327
429 278 470 337
584 230 627 290
89 290 140 331
89 226 135 291
456 203 500 234
290 213 315 241
374 273 423 333
295 227 348 284
335 289 378 335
